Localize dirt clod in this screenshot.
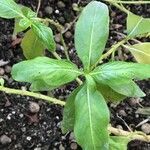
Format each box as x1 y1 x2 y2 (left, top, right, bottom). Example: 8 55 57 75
0 135 12 145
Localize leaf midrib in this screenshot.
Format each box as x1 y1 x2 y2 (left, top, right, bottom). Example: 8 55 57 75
87 87 96 150
88 5 98 70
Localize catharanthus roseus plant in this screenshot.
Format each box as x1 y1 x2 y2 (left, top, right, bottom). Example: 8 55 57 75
0 0 150 150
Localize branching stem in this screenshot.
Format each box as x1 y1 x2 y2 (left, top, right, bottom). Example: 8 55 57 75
0 85 149 141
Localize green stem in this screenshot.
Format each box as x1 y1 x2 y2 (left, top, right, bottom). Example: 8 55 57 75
0 86 150 141
106 0 150 4
0 86 65 106
60 33 70 61
52 52 61 60
108 2 129 14
91 38 127 69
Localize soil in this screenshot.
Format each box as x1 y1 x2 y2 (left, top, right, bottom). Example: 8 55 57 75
0 0 150 150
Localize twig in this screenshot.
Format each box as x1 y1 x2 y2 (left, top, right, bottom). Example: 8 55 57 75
108 126 150 142
105 0 150 4
0 86 65 106
0 85 150 141
36 0 42 15
60 33 70 60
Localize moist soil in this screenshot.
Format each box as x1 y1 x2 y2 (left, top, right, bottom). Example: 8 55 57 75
0 0 150 150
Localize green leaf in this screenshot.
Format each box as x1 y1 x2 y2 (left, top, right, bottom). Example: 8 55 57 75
91 61 150 97
74 76 110 150
0 78 4 86
21 29 45 59
0 0 23 19
109 136 131 150
61 86 82 134
13 18 29 34
97 82 126 102
124 43 150 64
11 57 82 91
75 1 109 71
31 22 56 52
127 12 150 38
13 6 37 34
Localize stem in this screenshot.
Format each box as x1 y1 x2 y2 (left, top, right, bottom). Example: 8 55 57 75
0 85 150 141
106 0 150 4
109 2 129 14
52 52 61 60
91 38 127 69
60 33 70 60
109 126 150 142
36 0 42 15
0 86 65 106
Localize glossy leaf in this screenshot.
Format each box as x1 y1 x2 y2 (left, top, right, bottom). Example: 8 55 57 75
124 43 150 64
127 12 150 38
61 86 82 134
109 136 131 150
0 0 23 19
74 76 110 150
21 29 45 59
31 22 56 52
97 82 126 102
75 1 109 71
91 61 150 97
11 57 82 91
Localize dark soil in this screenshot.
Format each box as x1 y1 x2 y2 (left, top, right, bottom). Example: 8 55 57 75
0 0 150 150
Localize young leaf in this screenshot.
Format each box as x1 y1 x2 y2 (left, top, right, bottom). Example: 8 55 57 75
13 18 28 35
31 22 56 52
75 1 109 71
91 61 150 97
124 43 150 64
61 86 82 134
11 57 82 91
74 76 110 150
127 12 150 38
97 82 126 102
109 136 131 150
0 0 23 19
21 29 45 59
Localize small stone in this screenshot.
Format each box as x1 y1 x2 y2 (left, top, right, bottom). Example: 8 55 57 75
29 102 40 113
65 31 72 39
34 148 41 150
55 10 59 14
4 65 11 73
141 123 150 134
59 144 65 150
116 125 123 130
118 110 127 117
45 6 53 15
26 136 32 141
129 98 140 106
0 67 5 75
69 132 75 140
57 1 65 8
70 142 78 150
55 34 61 43
0 135 12 145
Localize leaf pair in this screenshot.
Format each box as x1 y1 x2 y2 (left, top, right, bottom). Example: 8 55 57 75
126 12 150 64
0 0 56 59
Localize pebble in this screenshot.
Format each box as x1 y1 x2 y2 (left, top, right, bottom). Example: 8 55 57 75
118 109 127 117
0 67 5 75
55 34 61 43
59 144 65 150
34 148 41 150
4 65 11 73
57 1 65 8
65 31 72 39
141 123 150 134
70 142 78 150
0 135 12 145
45 6 53 15
26 136 32 141
29 102 40 113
